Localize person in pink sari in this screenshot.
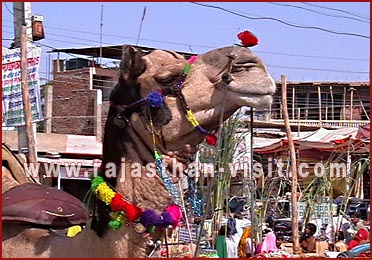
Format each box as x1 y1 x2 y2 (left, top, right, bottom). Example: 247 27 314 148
261 231 278 253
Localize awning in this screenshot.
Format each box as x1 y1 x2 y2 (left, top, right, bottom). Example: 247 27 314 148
254 125 370 154
47 45 195 60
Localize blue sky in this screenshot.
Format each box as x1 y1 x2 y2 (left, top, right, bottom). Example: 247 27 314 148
2 2 370 83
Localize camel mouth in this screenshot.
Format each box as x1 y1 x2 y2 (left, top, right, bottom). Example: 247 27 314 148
224 86 275 99
226 91 274 109
225 83 276 96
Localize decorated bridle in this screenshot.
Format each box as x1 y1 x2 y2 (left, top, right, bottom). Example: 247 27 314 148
110 55 217 145
90 30 259 242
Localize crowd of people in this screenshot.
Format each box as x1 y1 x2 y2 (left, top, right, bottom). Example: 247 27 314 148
328 213 369 253
213 212 370 258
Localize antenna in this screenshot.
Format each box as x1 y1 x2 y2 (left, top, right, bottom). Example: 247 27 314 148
99 4 103 65
136 6 146 46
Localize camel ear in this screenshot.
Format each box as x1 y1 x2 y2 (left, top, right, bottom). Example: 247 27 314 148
120 45 146 80
110 46 146 106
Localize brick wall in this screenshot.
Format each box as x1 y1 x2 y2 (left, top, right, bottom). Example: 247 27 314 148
52 69 96 135
51 67 119 137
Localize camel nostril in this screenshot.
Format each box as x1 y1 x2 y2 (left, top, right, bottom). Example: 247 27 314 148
222 72 233 84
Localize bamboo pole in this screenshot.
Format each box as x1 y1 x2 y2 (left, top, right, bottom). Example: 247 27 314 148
355 90 370 120
249 107 257 254
281 75 300 254
178 182 195 255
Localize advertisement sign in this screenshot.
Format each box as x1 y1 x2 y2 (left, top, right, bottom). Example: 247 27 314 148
2 44 43 126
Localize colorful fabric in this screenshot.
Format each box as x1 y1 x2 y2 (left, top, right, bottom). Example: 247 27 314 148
261 231 278 253
347 228 370 250
226 237 238 258
215 235 228 258
238 226 252 257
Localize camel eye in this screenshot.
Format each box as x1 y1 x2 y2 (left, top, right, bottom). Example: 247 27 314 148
231 66 246 73
154 72 181 86
232 59 258 73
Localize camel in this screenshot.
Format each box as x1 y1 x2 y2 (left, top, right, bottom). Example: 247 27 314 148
2 44 275 258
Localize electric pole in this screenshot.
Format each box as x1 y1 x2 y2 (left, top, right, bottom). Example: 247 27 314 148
14 2 40 182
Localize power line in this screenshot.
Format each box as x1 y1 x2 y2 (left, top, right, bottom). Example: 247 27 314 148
2 19 369 63
190 2 369 39
259 50 368 62
300 2 370 20
267 64 369 74
19 37 372 76
2 29 369 77
3 2 14 16
268 2 369 24
2 19 213 49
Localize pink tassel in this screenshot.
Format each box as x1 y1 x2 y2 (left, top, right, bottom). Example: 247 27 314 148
166 205 182 228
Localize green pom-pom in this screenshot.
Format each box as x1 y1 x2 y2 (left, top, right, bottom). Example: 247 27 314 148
108 219 122 230
149 226 156 233
91 176 104 191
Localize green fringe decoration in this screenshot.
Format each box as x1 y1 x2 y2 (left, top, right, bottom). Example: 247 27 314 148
91 176 104 191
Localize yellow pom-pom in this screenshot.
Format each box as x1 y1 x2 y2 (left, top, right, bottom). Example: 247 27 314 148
96 182 116 205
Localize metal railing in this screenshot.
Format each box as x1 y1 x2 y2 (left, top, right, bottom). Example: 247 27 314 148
267 119 369 128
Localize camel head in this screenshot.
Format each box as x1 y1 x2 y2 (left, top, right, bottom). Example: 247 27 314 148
107 45 275 157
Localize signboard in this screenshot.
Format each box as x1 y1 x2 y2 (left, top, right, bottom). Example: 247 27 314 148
298 201 337 224
2 44 43 126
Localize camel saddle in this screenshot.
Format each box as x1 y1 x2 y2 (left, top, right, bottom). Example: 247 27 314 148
2 183 90 229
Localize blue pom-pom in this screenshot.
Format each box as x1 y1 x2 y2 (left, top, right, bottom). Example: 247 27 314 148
147 91 164 108
159 211 174 227
140 209 161 227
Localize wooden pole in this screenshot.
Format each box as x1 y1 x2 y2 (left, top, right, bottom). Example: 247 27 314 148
250 107 257 255
292 86 295 120
21 25 38 169
305 92 310 120
350 87 355 121
354 89 369 120
44 85 53 133
330 86 334 120
342 87 346 120
317 85 322 122
281 75 300 254
297 107 300 137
